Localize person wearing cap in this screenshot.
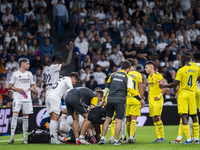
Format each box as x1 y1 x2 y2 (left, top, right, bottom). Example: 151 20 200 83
53 0 68 42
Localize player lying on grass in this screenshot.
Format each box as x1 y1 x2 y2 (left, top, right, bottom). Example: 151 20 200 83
160 52 200 144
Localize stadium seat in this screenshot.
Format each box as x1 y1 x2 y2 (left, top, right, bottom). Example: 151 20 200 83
30 67 37 75
143 29 153 37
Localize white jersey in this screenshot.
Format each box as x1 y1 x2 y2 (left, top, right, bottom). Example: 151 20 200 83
196 63 200 90
9 70 35 102
47 76 73 99
45 64 61 91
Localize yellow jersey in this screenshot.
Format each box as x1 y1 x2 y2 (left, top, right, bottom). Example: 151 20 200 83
148 72 163 98
175 64 200 93
127 71 142 104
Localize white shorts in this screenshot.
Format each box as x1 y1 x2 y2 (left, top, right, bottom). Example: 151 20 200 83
46 97 61 115
13 100 33 114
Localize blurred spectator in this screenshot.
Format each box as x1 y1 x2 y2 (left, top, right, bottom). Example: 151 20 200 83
0 0 12 14
3 91 13 107
148 42 160 60
18 25 32 45
136 41 149 61
169 33 178 45
149 7 161 24
5 54 19 73
26 18 38 37
4 28 18 47
119 18 131 33
17 39 28 57
41 54 50 67
192 45 198 53
160 56 169 67
38 90 46 106
107 47 125 67
128 2 136 16
33 67 42 80
134 29 148 48
93 17 102 32
72 7 85 25
167 61 177 73
54 0 68 41
24 7 35 22
122 31 134 48
161 66 173 83
124 43 137 59
74 33 88 55
160 6 173 24
89 35 102 55
187 23 200 43
69 0 81 15
154 59 161 72
86 75 98 91
141 14 154 30
0 58 7 74
35 79 43 98
80 65 91 86
86 24 99 42
31 54 42 69
31 91 38 106
0 48 10 63
179 35 192 50
156 36 168 52
131 6 145 23
160 46 174 61
93 65 106 88
73 18 87 37
51 0 65 6
36 8 49 23
102 35 116 53
96 6 106 23
193 35 200 50
28 39 41 57
179 45 187 55
15 8 25 23
184 13 194 28
1 7 14 25
173 53 181 69
38 19 50 37
153 24 162 39
100 30 108 44
174 5 184 24
41 38 54 56
97 53 110 75
134 58 144 71
0 82 8 98
92 49 101 66
81 55 94 71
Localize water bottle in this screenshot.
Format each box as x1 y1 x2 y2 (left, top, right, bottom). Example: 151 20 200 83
159 80 163 89
22 91 28 98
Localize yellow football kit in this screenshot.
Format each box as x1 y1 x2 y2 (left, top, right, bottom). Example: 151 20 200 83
126 71 142 116
175 64 200 115
148 72 164 117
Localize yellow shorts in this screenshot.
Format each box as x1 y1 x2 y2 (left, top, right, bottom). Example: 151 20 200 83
195 86 200 109
126 104 141 116
149 97 163 117
178 91 197 115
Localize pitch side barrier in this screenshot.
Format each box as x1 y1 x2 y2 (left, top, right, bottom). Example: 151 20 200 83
0 105 180 136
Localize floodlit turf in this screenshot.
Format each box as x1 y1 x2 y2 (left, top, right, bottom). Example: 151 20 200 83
0 125 199 150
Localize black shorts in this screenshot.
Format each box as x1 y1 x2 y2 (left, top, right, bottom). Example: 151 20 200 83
65 94 89 116
106 103 126 119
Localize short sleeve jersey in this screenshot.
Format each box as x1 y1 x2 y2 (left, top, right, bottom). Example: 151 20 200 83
47 76 73 99
127 71 142 104
175 64 200 93
9 70 35 102
45 64 61 90
148 72 163 98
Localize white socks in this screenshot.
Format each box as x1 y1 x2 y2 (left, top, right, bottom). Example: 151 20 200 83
79 135 85 139
11 113 18 139
121 118 126 140
23 116 29 140
177 136 182 140
50 120 58 141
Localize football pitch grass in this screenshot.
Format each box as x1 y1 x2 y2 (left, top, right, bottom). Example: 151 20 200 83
0 125 199 150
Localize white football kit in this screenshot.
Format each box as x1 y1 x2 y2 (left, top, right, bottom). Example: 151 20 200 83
9 70 35 114
45 64 61 92
46 77 73 114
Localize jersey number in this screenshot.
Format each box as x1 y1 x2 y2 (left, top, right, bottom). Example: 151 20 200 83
132 80 136 89
45 74 51 83
187 75 193 87
53 79 61 89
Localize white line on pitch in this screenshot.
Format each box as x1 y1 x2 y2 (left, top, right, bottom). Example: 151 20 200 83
0 139 23 143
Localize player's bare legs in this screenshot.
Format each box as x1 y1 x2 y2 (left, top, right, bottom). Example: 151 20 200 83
50 112 60 143
72 114 79 139
99 116 112 144
115 118 122 140
77 113 92 145
8 111 19 144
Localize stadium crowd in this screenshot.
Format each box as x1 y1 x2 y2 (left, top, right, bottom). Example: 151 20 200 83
0 0 200 108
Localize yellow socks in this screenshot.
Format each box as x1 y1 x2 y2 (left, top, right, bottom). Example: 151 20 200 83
157 120 164 138
193 122 199 139
183 124 191 140
126 122 130 137
130 120 137 137
154 122 161 139
110 120 116 137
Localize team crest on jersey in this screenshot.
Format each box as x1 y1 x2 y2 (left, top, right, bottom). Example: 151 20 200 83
27 74 30 77
152 78 154 81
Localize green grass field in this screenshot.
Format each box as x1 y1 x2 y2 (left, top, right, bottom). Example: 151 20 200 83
0 125 199 150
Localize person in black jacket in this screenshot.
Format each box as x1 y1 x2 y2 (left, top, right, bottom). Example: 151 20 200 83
86 76 98 91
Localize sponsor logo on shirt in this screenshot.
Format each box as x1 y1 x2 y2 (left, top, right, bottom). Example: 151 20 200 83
151 78 154 81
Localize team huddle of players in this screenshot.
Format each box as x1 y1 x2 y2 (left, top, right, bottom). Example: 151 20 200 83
7 41 200 145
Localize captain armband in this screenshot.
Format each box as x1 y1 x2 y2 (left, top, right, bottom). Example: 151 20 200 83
134 95 142 101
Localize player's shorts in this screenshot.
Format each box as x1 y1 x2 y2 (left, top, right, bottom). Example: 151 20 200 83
65 93 89 116
46 96 61 115
58 114 72 134
126 104 141 116
194 86 200 109
106 103 126 119
149 97 163 117
13 100 33 114
178 91 197 115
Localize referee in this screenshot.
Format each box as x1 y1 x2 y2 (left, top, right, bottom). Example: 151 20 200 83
99 60 144 145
